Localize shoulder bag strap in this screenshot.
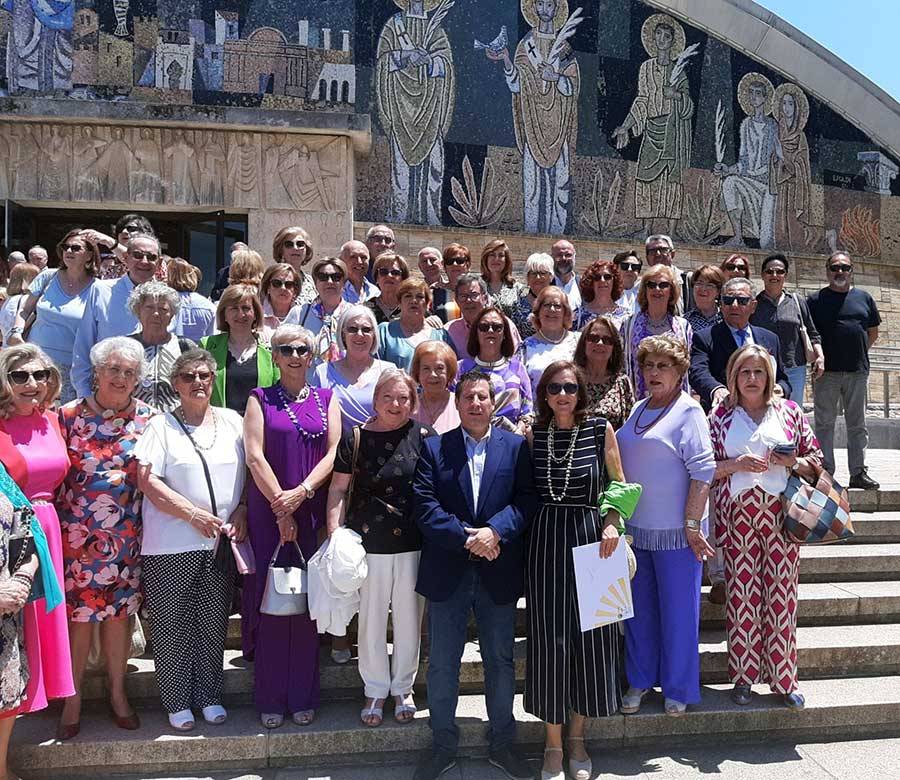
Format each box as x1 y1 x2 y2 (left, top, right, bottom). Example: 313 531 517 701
172 413 217 516
22 271 56 340
345 425 362 511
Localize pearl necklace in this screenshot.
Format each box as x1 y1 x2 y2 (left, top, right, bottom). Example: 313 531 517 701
276 383 327 439
546 421 581 501
538 329 567 345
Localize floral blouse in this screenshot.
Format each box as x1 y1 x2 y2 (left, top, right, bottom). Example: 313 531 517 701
585 372 635 431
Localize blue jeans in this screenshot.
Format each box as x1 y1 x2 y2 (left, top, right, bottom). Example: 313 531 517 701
426 566 517 755
786 365 807 405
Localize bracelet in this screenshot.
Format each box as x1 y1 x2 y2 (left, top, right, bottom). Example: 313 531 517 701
9 327 22 335
188 509 198 525
12 572 33 585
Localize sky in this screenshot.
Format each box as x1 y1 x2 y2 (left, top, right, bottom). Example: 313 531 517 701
756 1 900 101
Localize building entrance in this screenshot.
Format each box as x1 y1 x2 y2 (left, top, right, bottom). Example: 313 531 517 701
2 202 248 296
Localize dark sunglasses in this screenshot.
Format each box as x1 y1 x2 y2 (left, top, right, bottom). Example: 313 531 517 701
345 325 373 335
724 263 747 272
270 278 297 290
444 256 469 266
763 268 787 276
645 281 671 290
829 264 853 273
477 322 504 333
315 271 344 283
63 243 85 253
283 239 307 249
130 250 159 262
377 267 404 278
178 370 213 383
547 382 579 396
10 369 51 385
276 344 311 358
619 262 642 272
647 246 672 255
121 224 142 233
595 273 614 282
585 333 615 345
722 295 751 306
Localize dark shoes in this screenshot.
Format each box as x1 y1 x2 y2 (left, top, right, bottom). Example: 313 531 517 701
413 750 458 780
784 691 806 711
849 469 880 490
708 582 726 605
488 745 534 780
730 684 752 706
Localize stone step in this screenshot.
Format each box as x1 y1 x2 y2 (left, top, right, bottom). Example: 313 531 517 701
849 487 900 513
15 676 900 778
84 623 900 705
844 511 900 543
798 543 900 583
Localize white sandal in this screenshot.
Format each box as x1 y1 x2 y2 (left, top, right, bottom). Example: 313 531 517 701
168 709 195 731
394 693 417 724
360 698 384 727
260 712 283 729
202 704 227 724
292 709 315 726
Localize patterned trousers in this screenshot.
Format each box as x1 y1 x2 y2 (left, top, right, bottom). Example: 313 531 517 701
724 487 800 693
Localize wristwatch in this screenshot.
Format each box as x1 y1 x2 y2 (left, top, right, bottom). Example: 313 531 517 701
684 517 701 532
300 482 315 499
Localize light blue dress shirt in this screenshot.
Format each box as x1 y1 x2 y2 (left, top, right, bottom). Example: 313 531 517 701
462 426 491 512
343 277 380 304
727 323 754 347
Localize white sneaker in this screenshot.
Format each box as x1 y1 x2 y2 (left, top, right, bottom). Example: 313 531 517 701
620 687 649 714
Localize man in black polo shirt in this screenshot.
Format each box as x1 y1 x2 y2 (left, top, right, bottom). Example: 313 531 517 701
807 252 881 489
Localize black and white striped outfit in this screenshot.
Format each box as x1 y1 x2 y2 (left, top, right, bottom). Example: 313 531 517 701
524 416 622 724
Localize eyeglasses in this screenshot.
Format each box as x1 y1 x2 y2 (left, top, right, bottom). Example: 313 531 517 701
527 270 551 278
10 369 51 385
402 294 428 303
647 246 672 255
619 262 642 272
63 243 85 253
345 325 374 335
101 366 138 380
477 322 504 333
547 382 579 396
829 264 853 273
595 274 614 282
276 344 311 358
283 239 307 249
121 224 141 233
369 234 393 244
722 295 751 306
129 250 159 262
645 281 671 290
693 282 719 292
642 361 674 372
459 293 484 302
444 256 469 266
177 370 213 383
764 268 787 276
542 302 565 311
724 263 747 272
315 272 344 283
377 267 404 278
270 279 297 290
585 333 614 345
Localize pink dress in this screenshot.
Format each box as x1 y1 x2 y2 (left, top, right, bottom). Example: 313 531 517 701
0 411 74 713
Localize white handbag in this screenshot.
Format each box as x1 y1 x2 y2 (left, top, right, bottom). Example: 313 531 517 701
260 541 308 616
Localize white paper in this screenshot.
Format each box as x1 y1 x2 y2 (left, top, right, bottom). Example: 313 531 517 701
572 538 634 632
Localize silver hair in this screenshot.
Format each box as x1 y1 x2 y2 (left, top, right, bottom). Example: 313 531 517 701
524 253 554 275
454 273 488 296
126 233 161 255
171 348 218 379
335 305 379 355
271 323 315 351
89 336 148 382
723 277 756 296
365 224 394 240
645 234 674 250
372 367 419 414
7 251 26 264
418 246 441 259
128 280 181 318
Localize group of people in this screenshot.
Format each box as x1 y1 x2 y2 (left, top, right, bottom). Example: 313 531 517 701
0 217 882 780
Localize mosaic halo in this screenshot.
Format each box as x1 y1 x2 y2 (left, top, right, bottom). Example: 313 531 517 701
393 0 444 12
640 13 686 59
737 72 775 117
773 81 810 132
521 0 570 33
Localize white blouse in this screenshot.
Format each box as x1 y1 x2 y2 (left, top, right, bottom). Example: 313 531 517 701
724 405 791 498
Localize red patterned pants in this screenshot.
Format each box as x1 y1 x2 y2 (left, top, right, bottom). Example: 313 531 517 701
724 486 800 693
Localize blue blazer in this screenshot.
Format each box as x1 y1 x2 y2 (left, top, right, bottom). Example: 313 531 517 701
689 321 792 411
413 425 538 604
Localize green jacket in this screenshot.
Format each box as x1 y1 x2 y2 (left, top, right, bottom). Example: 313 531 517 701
200 333 279 409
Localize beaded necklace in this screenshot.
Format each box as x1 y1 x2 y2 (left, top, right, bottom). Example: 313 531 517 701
546 421 581 501
177 407 218 450
276 383 327 440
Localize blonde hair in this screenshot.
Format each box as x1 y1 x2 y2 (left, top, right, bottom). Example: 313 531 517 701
167 257 201 292
532 286 573 331
0 344 61 418
260 262 302 303
637 264 681 315
216 284 263 332
725 344 777 408
229 249 265 286
7 263 39 296
272 226 314 265
372 368 419 414
635 335 690 377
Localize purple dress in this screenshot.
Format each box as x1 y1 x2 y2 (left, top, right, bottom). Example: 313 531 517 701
244 385 333 715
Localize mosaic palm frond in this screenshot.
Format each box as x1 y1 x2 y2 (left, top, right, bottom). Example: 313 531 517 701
448 155 508 228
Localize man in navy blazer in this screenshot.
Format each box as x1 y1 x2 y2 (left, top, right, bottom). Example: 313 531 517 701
412 371 538 780
689 277 791 411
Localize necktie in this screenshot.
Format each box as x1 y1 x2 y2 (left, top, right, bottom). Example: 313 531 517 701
736 328 749 346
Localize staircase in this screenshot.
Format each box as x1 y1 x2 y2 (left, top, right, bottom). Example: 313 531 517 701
12 468 900 778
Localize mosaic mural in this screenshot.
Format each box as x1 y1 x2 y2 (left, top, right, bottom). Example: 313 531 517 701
1 0 899 257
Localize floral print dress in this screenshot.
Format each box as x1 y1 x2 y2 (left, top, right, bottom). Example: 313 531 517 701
58 399 155 622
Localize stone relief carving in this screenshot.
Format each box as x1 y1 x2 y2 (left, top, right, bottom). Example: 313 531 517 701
0 126 11 200
198 131 227 205
74 126 106 202
226 132 262 208
40 125 73 200
857 151 899 196
164 128 200 205
263 135 294 209
95 126 136 202
484 0 581 235
11 124 41 199
281 141 339 211
131 128 164 204
375 0 456 226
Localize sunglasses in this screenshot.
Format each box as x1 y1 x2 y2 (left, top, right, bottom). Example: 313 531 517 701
585 333 614 345
130 250 159 262
547 382 579 396
369 234 393 244
178 370 213 383
345 325 373 335
270 278 297 290
647 246 672 255
829 264 853 273
595 274 614 282
645 281 671 290
276 344 311 358
63 243 85 253
315 272 344 283
377 267 404 278
619 262 642 272
722 295 751 306
121 224 142 233
477 322 504 333
283 239 307 249
764 268 787 276
642 361 674 372
10 369 51 385
444 256 469 266
724 263 747 272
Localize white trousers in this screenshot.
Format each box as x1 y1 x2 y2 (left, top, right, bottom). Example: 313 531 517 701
358 551 426 699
